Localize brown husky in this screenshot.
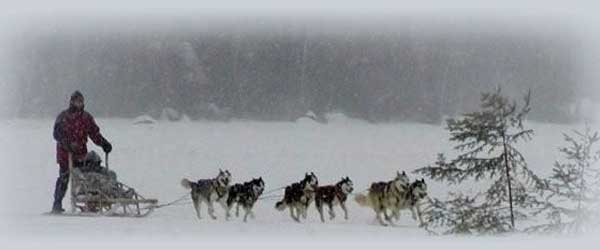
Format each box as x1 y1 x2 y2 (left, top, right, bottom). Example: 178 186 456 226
354 171 410 226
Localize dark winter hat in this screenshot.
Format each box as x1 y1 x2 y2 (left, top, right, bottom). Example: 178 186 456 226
70 90 84 101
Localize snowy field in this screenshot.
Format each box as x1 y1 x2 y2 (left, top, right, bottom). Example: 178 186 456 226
1 115 599 249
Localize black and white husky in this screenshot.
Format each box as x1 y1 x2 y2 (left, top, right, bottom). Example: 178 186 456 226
314 177 354 223
226 177 265 222
181 169 232 220
389 178 428 227
275 172 318 222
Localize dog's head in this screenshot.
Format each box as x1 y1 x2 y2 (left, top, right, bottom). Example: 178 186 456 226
337 176 354 194
411 178 428 200
217 169 232 187
393 171 410 191
302 172 319 191
251 177 265 196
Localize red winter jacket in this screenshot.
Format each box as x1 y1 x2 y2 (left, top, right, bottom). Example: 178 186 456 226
53 108 107 166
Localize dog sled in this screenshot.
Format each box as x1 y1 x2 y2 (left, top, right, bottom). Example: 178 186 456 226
56 151 158 218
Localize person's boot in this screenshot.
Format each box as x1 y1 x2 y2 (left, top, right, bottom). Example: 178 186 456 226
52 168 69 214
51 201 65 214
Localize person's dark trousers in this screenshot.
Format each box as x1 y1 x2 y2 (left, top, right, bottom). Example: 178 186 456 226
52 161 82 212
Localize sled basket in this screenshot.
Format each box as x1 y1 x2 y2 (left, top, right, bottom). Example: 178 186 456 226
67 152 158 218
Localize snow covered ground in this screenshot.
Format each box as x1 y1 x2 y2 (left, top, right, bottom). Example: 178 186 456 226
1 115 599 249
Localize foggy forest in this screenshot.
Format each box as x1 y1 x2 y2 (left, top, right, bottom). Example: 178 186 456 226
1 14 595 124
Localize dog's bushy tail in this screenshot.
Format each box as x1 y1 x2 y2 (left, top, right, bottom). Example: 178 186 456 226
181 178 194 189
354 193 371 207
275 200 286 211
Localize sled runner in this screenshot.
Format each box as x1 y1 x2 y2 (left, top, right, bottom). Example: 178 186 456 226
58 151 158 218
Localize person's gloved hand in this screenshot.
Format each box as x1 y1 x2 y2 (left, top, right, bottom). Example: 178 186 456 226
102 141 112 154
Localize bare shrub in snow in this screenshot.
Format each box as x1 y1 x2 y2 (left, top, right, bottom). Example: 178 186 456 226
527 125 600 234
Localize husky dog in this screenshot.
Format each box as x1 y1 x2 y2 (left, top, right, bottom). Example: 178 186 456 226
275 172 318 222
226 177 265 222
389 178 428 226
354 171 410 226
181 169 232 220
314 177 354 223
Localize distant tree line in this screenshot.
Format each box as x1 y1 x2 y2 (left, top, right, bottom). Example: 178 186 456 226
5 17 584 123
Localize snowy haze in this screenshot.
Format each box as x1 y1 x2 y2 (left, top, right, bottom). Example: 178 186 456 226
1 1 599 122
1 1 600 249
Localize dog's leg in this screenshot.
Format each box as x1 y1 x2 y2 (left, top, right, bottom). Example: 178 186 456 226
316 201 325 223
387 201 398 221
376 196 390 223
296 205 304 222
340 201 349 220
391 198 400 221
243 206 251 222
218 199 229 220
409 206 417 222
375 210 388 226
290 205 300 222
248 203 256 219
380 195 395 224
410 204 418 221
328 203 335 220
225 198 232 220
301 202 309 219
288 205 297 222
207 200 217 220
219 199 229 215
384 210 394 224
383 207 396 226
250 203 256 219
392 211 399 221
393 207 401 221
390 202 399 221
371 199 387 226
192 195 202 220
414 204 425 227
225 203 232 220
235 203 240 217
297 205 305 220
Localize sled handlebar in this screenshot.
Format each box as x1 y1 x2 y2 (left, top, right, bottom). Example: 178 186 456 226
105 152 109 170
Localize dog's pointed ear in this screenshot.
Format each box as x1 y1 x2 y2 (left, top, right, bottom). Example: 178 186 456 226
422 178 425 183
402 171 406 175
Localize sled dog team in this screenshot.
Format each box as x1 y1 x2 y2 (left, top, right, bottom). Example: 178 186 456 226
181 170 428 226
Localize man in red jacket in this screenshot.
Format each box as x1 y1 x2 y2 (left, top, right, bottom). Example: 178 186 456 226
52 91 112 213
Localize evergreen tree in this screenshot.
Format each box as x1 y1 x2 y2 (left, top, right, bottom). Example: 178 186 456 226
527 125 600 234
415 88 544 234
